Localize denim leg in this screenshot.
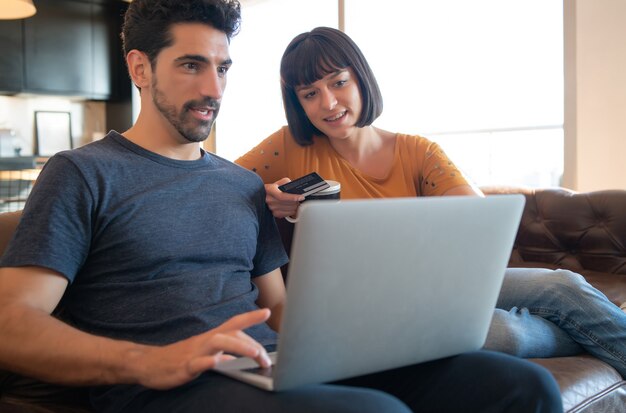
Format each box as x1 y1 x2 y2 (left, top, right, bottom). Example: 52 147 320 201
485 307 583 357
484 267 626 377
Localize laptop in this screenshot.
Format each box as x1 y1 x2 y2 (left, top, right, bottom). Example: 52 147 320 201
215 195 525 391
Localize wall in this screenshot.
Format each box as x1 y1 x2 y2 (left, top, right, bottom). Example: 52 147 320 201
0 96 107 156
563 0 626 190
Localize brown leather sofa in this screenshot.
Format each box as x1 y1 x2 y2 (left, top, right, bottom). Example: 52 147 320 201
276 186 626 413
1 187 625 412
482 186 626 413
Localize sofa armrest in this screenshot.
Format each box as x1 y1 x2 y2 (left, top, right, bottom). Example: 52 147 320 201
483 186 626 305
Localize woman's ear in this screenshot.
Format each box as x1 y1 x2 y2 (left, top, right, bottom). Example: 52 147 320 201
126 50 151 90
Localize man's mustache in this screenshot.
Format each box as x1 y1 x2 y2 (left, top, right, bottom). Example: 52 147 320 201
184 98 220 112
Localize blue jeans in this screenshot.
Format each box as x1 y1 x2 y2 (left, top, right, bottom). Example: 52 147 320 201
484 268 626 377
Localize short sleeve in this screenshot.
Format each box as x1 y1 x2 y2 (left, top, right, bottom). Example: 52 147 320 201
235 128 290 183
250 185 289 277
418 139 471 196
0 155 94 281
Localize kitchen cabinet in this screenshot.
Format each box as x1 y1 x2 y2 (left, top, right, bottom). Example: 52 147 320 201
0 0 130 101
24 0 93 96
0 20 23 93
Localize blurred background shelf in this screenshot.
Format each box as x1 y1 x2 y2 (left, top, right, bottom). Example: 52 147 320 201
0 156 43 212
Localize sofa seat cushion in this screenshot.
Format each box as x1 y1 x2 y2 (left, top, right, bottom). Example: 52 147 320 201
530 355 626 412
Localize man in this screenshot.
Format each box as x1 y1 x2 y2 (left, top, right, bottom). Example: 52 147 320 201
0 1 562 412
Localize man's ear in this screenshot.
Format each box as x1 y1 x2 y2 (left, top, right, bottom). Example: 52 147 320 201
126 50 151 90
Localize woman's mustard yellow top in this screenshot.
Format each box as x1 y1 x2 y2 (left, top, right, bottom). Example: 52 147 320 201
236 126 470 199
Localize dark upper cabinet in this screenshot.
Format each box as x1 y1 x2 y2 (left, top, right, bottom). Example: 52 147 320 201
0 0 129 101
24 0 93 95
93 1 130 101
92 1 112 98
0 20 24 93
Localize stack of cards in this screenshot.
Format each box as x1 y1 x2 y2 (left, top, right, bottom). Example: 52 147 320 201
278 172 330 198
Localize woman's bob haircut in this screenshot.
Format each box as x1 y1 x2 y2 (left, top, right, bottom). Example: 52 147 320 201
280 27 383 146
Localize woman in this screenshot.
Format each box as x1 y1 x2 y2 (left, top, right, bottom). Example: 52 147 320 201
236 26 626 378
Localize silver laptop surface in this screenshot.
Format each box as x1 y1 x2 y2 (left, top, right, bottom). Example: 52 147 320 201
215 195 525 391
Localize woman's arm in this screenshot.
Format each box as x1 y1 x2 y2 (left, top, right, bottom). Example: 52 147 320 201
442 184 484 197
264 178 304 219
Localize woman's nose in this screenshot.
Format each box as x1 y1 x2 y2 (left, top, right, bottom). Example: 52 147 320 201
320 89 337 110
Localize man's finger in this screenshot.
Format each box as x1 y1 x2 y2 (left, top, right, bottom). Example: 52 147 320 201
199 333 271 368
215 308 271 333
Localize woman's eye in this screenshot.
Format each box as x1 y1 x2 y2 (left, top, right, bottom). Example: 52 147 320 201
335 80 347 87
303 91 316 99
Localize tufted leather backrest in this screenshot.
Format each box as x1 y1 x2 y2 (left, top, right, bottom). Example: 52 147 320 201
482 186 626 274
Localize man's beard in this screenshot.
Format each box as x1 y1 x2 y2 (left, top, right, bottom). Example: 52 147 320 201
152 78 220 143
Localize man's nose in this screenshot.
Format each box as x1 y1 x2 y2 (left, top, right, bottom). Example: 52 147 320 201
200 70 224 100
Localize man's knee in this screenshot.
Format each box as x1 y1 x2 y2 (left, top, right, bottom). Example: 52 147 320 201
512 361 563 413
472 352 563 413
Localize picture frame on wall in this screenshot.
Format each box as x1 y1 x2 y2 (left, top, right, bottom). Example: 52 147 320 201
34 111 72 157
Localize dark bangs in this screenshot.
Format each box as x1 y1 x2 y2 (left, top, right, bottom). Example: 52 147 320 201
280 27 383 146
280 35 350 90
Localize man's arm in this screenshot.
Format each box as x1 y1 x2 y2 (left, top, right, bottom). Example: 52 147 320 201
252 268 286 332
0 266 272 389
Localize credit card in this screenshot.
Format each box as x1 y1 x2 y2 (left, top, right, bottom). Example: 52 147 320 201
278 172 330 197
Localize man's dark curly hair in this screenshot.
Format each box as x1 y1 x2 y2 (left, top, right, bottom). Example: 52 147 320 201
122 0 241 68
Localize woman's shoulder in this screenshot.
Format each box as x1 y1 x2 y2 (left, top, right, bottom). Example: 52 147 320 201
259 126 311 150
395 132 439 152
396 132 432 143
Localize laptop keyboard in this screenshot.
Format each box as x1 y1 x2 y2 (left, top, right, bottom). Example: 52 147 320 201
242 365 274 378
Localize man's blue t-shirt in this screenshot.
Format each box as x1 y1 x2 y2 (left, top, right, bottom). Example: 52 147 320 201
1 131 288 347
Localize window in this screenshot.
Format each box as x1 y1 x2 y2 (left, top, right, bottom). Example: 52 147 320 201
217 0 564 187
344 0 564 187
216 0 337 161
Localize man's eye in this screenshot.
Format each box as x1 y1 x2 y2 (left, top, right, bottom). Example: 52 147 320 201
183 62 198 71
218 66 230 75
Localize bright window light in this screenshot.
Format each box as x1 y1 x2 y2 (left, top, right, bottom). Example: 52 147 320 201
345 0 564 187
216 0 337 161
217 0 564 188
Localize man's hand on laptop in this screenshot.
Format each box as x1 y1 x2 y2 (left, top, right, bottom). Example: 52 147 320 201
127 308 273 390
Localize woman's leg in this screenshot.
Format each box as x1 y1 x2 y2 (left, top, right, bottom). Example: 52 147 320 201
486 307 583 357
339 350 563 413
485 267 626 377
